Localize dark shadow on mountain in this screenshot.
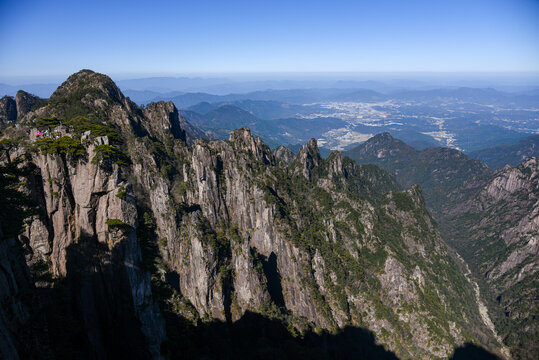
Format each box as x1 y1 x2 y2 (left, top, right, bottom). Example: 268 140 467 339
33 230 153 360
450 343 501 360
164 271 181 293
261 252 285 308
162 310 398 360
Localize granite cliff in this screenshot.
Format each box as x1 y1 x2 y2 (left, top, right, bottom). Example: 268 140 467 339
0 90 42 124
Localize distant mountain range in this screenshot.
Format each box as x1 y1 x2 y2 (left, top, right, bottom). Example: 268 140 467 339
344 133 493 218
123 86 539 108
179 104 346 150
0 82 59 98
469 134 539 169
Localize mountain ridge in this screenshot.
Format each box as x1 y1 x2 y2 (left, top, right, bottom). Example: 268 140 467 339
345 131 538 359
0 69 509 359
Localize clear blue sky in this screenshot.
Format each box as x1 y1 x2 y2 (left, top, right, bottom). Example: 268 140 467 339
0 0 538 80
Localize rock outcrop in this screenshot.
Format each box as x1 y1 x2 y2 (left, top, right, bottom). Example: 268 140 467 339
273 145 295 165
143 101 186 142
15 90 41 119
0 96 17 123
0 91 43 124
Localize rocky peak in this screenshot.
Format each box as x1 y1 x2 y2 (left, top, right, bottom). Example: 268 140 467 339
0 96 17 124
357 132 416 158
407 184 427 208
143 101 186 142
229 127 256 150
0 91 43 124
24 69 145 135
50 69 124 105
273 145 295 165
327 150 345 178
294 138 321 180
229 127 272 164
484 156 538 202
15 90 41 119
522 156 538 171
374 131 393 141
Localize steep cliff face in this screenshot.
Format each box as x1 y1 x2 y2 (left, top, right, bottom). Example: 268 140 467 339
446 158 539 358
143 101 186 142
16 90 42 119
127 122 502 358
26 140 165 358
0 91 43 124
1 70 167 359
0 237 36 360
0 70 508 359
0 96 17 123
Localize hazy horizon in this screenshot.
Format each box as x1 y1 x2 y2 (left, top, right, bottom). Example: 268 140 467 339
2 71 539 99
2 70 539 84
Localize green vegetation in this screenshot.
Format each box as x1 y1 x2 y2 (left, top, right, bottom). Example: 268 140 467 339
35 117 62 130
115 186 127 199
197 218 231 259
105 218 131 229
91 144 117 163
47 85 105 121
33 136 86 157
64 116 119 141
0 159 38 237
392 192 415 212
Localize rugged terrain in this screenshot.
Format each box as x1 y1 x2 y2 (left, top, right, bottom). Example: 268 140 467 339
0 90 43 124
444 158 539 358
0 70 511 359
346 133 538 359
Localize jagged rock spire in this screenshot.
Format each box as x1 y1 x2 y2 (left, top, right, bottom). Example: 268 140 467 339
273 145 295 165
143 101 186 142
229 127 273 164
294 138 321 180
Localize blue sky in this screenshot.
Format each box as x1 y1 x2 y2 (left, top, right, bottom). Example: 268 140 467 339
0 0 538 80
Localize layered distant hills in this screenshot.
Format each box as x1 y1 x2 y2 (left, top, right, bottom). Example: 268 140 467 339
179 103 346 149
469 134 539 169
